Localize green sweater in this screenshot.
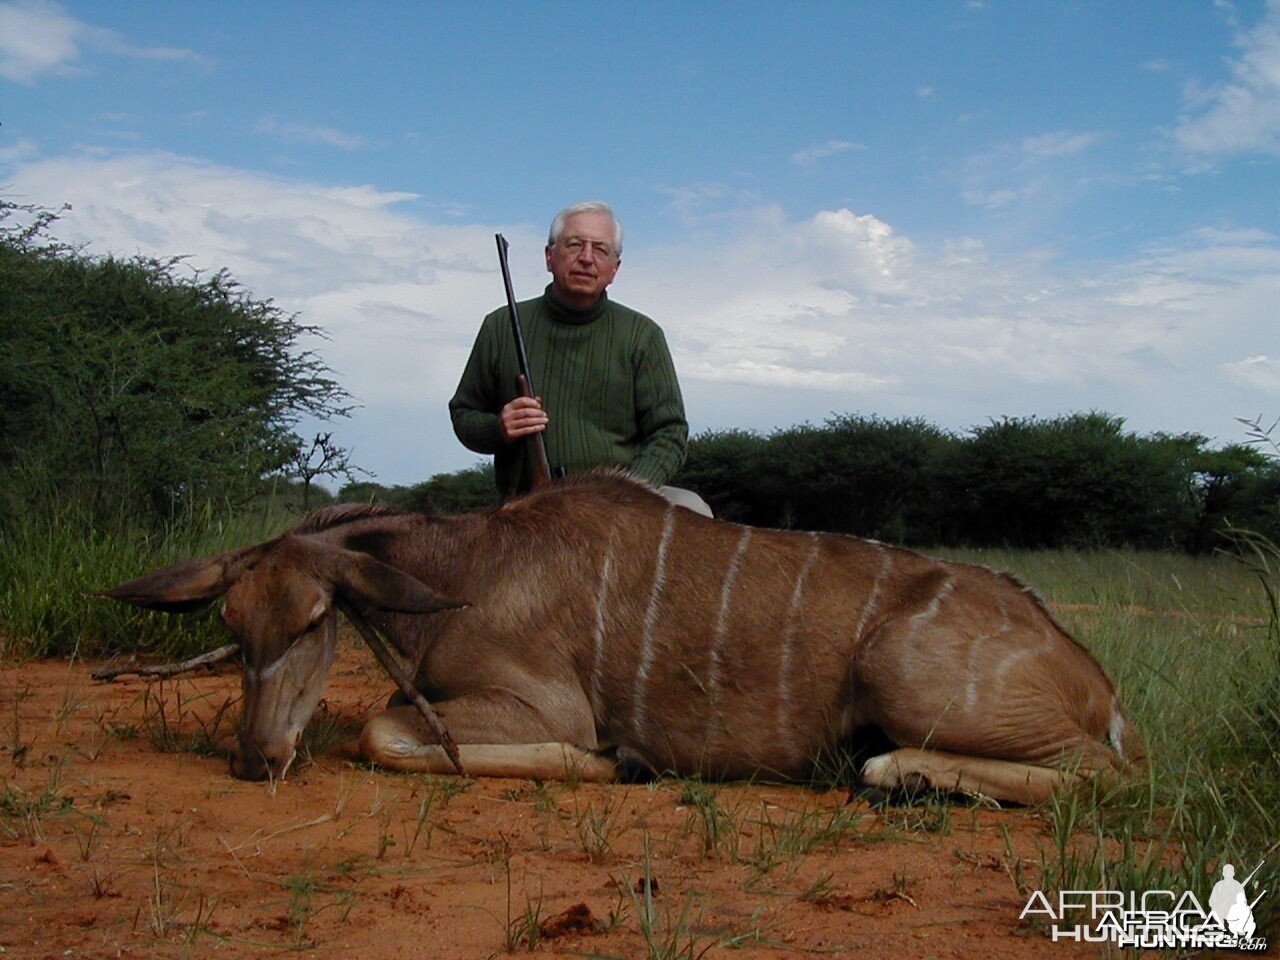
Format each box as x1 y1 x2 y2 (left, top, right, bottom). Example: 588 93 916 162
450 286 689 497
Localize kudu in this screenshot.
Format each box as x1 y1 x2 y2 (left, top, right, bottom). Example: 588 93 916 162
104 471 1142 803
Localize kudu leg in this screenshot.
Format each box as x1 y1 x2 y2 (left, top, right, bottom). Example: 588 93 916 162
359 689 615 782
364 728 617 781
860 747 1090 806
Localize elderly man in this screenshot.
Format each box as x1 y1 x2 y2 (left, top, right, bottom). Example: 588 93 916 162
450 201 710 515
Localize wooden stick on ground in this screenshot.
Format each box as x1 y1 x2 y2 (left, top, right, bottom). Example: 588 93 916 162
335 598 469 779
91 643 241 682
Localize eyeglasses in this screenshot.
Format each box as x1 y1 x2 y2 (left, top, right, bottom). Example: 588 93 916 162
557 237 617 261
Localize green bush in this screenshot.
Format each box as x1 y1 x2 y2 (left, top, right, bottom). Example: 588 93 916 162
938 413 1193 548
678 412 1280 549
0 200 350 530
339 463 499 514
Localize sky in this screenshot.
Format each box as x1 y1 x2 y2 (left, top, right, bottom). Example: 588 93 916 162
2 0 1279 487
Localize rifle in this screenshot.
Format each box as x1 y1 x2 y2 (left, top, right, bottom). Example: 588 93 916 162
495 233 556 489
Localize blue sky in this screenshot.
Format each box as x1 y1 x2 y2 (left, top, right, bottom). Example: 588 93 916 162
3 0 1278 486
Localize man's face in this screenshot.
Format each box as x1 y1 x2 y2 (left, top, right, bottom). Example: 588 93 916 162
545 210 621 308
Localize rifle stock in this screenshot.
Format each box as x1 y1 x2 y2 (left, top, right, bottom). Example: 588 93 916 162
496 234 554 489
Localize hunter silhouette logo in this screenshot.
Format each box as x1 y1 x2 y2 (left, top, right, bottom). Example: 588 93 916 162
1208 862 1264 942
1020 858 1268 950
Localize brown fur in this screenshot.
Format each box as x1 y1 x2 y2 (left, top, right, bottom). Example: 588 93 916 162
104 470 1142 802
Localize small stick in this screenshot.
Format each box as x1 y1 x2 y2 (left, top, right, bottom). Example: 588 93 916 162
335 598 469 778
91 643 241 681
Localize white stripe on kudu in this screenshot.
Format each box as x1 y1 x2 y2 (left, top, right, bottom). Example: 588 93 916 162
853 542 891 639
632 505 676 738
913 574 956 627
776 533 820 759
899 574 957 680
963 598 1011 711
590 523 621 721
707 527 752 698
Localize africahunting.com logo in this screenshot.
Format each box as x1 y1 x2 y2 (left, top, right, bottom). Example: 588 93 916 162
1020 860 1268 951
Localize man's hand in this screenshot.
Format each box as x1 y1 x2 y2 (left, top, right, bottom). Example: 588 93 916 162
500 396 548 442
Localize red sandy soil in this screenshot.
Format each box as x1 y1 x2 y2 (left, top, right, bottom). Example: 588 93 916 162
1 640 1106 960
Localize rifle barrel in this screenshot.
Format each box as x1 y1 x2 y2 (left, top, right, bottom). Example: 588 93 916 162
496 234 536 392
495 233 554 489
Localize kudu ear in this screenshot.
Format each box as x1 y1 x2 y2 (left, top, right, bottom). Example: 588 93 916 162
312 544 468 615
97 543 270 613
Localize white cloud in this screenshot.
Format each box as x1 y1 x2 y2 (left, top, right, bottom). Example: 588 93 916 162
655 181 759 224
957 129 1097 213
1225 355 1280 393
962 182 1043 211
256 117 365 151
0 137 39 163
1020 130 1100 159
791 139 861 166
6 150 1278 482
802 209 916 289
1175 0 1280 156
0 0 203 84
0 0 79 82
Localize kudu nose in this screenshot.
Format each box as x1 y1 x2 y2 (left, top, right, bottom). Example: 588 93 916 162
229 741 293 781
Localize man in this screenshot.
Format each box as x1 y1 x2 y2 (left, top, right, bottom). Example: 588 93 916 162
450 201 710 515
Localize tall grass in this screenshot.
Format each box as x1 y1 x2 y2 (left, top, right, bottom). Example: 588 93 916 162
0 497 302 661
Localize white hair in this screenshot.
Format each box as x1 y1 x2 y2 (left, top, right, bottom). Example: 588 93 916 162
548 201 623 254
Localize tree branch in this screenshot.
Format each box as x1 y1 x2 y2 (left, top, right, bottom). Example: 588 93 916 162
91 642 241 681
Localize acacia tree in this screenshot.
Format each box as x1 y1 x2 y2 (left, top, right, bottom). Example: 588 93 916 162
0 200 351 526
289 432 368 510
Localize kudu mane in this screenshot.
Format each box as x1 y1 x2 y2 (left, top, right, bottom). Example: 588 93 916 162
292 501 413 535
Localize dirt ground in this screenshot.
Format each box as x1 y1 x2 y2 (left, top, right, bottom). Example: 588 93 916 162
1 640 1106 960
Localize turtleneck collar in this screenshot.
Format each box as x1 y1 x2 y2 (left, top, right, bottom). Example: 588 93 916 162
544 284 609 326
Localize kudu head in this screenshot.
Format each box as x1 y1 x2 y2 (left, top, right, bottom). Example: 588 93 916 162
103 536 463 781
